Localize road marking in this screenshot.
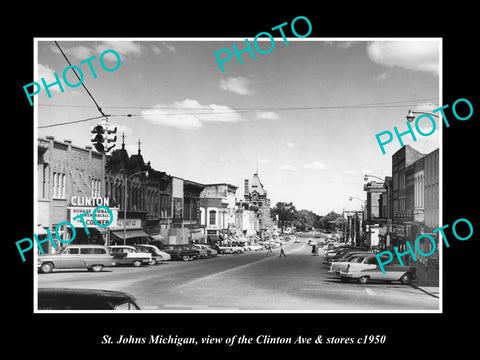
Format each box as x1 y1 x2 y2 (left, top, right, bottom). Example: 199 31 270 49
177 255 278 289
365 287 375 296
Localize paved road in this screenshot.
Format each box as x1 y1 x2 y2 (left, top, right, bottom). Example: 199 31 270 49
37 238 439 311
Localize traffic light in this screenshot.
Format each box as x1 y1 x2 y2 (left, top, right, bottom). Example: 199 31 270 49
90 120 117 153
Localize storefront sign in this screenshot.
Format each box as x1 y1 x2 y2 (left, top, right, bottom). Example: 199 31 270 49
117 218 142 229
68 206 118 228
70 196 110 207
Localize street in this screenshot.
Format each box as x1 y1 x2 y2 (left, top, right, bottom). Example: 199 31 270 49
37 237 439 311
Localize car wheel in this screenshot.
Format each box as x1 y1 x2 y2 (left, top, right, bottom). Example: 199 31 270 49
40 262 54 273
358 276 369 284
182 255 190 261
400 273 412 285
90 265 104 272
132 260 142 267
188 256 195 261
148 259 156 266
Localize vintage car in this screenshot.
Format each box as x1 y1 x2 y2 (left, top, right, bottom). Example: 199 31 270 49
190 244 209 258
161 244 200 261
339 255 417 284
37 245 115 273
109 245 152 266
218 245 245 254
328 254 375 275
134 244 171 264
245 244 263 251
192 244 218 257
38 288 142 310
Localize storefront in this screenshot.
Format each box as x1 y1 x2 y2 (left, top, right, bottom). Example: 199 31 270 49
66 197 119 246
109 217 149 246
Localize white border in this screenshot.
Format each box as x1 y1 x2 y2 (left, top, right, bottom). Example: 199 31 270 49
33 37 442 314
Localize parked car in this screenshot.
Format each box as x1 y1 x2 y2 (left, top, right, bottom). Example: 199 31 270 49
245 244 263 251
161 244 200 261
218 245 245 254
191 244 209 258
134 244 171 264
38 288 142 310
109 245 152 267
194 244 218 257
330 247 367 261
339 255 417 284
329 254 376 275
37 245 115 273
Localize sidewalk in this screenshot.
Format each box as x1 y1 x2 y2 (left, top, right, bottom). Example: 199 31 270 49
410 261 440 298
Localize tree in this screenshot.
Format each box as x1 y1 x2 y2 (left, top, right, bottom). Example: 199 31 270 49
270 202 297 227
317 210 342 232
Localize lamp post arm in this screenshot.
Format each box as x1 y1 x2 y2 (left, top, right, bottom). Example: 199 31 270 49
412 111 440 118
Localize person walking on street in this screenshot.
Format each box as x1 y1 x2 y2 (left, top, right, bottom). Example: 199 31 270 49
279 243 287 258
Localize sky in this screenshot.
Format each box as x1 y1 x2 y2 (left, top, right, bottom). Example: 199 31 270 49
35 38 440 215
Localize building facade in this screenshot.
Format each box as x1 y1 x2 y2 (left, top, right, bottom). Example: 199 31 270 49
236 173 273 238
199 183 238 244
37 136 109 253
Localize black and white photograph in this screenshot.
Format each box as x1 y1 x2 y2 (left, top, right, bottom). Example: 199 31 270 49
8 6 478 356
33 37 441 313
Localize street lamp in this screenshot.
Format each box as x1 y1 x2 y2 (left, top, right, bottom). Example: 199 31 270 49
364 174 385 183
123 170 149 245
349 196 365 205
406 109 440 122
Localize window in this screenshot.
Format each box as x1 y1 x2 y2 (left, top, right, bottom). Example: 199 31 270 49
53 172 66 198
80 248 92 254
209 210 216 225
68 248 80 254
93 248 106 254
115 302 139 310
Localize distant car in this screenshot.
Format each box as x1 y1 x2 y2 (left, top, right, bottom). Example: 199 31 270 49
134 244 171 264
339 255 417 284
161 244 200 261
202 245 218 257
191 244 209 258
245 244 263 251
218 245 244 254
294 238 300 243
109 245 152 267
38 288 142 310
37 245 115 273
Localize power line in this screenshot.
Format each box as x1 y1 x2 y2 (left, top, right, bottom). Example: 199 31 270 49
54 41 107 118
38 115 107 129
38 97 439 110
37 98 439 128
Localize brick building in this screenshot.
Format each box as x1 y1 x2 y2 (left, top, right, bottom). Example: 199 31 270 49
105 141 173 245
37 136 109 253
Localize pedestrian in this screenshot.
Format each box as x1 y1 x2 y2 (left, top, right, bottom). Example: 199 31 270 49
311 244 316 255
279 243 286 258
267 244 272 253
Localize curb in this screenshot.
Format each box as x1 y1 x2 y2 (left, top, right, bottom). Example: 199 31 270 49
410 283 440 298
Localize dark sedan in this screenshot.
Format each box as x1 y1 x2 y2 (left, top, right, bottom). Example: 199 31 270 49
161 244 200 261
38 288 142 310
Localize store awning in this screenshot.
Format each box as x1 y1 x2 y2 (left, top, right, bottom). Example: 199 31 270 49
111 229 149 240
